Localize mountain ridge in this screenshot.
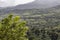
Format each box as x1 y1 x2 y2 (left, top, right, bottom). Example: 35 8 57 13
0 0 60 10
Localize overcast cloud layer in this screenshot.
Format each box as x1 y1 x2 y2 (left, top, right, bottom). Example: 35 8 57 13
0 0 60 7
0 0 34 7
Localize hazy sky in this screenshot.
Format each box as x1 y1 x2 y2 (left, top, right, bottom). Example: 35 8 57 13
0 0 34 7
0 0 60 7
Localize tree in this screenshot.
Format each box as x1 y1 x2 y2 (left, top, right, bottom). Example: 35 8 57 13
47 30 58 40
0 14 28 40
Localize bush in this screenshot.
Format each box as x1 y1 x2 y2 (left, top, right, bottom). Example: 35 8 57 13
0 14 28 40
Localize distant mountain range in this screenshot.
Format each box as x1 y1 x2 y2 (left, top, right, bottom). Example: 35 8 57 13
0 0 60 9
0 0 60 14
13 0 60 9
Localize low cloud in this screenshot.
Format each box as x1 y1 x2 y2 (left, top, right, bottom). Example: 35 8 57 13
0 0 34 7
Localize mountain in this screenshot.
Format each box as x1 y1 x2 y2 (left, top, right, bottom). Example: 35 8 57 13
0 0 60 30
0 0 60 9
0 0 60 14
0 7 3 9
13 0 60 9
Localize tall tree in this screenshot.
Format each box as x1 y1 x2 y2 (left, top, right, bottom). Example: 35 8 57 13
0 14 28 40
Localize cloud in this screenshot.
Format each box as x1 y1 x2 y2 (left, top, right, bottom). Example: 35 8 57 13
0 0 35 7
0 0 60 7
0 0 14 7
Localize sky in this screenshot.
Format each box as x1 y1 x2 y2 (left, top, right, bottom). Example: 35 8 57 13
0 0 35 7
0 0 60 7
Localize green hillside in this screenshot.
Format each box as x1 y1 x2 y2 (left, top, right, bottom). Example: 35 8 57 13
0 6 60 40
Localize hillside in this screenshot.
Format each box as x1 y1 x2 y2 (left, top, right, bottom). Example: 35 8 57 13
0 4 60 40
0 5 60 28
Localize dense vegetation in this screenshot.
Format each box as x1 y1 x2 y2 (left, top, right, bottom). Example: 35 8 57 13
0 15 28 40
0 6 60 40
17 9 60 40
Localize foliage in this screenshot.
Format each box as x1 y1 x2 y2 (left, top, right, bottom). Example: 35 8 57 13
0 14 28 40
27 26 60 40
0 8 60 40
